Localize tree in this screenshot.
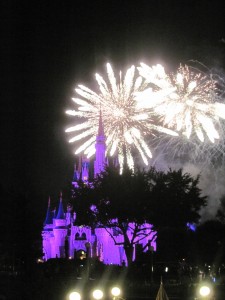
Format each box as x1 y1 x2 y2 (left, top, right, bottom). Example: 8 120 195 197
149 168 207 229
193 220 225 267
148 168 207 261
72 166 206 265
73 166 156 265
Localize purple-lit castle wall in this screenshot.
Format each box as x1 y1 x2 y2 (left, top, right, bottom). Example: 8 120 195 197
42 113 156 265
42 205 156 265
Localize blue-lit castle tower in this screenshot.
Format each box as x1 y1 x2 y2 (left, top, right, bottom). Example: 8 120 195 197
42 113 156 265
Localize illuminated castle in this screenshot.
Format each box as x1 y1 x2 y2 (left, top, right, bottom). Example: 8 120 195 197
42 113 156 265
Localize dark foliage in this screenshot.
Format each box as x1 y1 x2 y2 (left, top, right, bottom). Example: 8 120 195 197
192 220 225 266
71 166 206 264
149 168 207 229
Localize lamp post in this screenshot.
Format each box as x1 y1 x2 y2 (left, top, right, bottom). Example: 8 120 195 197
195 283 214 300
69 291 81 300
111 287 121 300
199 286 211 297
92 289 104 300
68 287 123 300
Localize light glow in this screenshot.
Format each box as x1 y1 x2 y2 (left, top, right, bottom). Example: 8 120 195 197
111 287 121 297
92 289 104 300
69 291 81 300
199 285 211 297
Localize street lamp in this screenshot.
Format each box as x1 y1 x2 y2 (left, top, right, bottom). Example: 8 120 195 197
111 287 121 299
69 291 81 300
92 289 104 300
69 287 123 300
199 286 211 297
196 283 213 299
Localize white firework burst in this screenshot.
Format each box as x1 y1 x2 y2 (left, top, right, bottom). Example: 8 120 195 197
137 63 225 143
66 63 177 171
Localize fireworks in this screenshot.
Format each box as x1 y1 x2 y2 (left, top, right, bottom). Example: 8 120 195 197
66 61 225 171
137 63 225 143
66 63 177 170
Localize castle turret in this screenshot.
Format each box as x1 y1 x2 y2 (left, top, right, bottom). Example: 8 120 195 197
56 192 65 219
53 193 67 258
66 203 74 226
44 197 53 225
94 110 107 176
42 197 54 260
81 156 90 181
72 163 80 187
72 156 90 187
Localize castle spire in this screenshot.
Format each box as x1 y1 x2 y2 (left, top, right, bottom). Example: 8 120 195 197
56 192 65 219
44 196 53 225
72 163 79 183
94 109 107 177
81 156 89 181
98 108 104 136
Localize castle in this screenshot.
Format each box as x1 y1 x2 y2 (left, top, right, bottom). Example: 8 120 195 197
42 113 156 265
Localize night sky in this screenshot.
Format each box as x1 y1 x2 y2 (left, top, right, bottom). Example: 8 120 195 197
1 1 225 203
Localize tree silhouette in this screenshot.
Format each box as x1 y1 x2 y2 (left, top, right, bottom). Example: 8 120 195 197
193 220 225 267
149 168 207 229
148 168 207 261
71 166 206 265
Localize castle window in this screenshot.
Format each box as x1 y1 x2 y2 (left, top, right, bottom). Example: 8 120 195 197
75 232 87 240
81 233 87 240
113 227 120 236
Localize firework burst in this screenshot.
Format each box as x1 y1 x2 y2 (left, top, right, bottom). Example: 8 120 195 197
66 63 177 170
137 63 225 143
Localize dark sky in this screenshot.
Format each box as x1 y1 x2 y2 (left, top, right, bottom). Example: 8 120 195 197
1 0 225 201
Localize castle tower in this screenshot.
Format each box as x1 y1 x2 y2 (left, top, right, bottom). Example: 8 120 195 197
81 156 90 181
72 163 80 187
94 110 107 177
72 156 90 187
44 197 53 225
42 197 54 260
53 193 68 258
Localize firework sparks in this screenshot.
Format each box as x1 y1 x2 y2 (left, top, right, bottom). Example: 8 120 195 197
137 63 225 143
66 63 177 171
